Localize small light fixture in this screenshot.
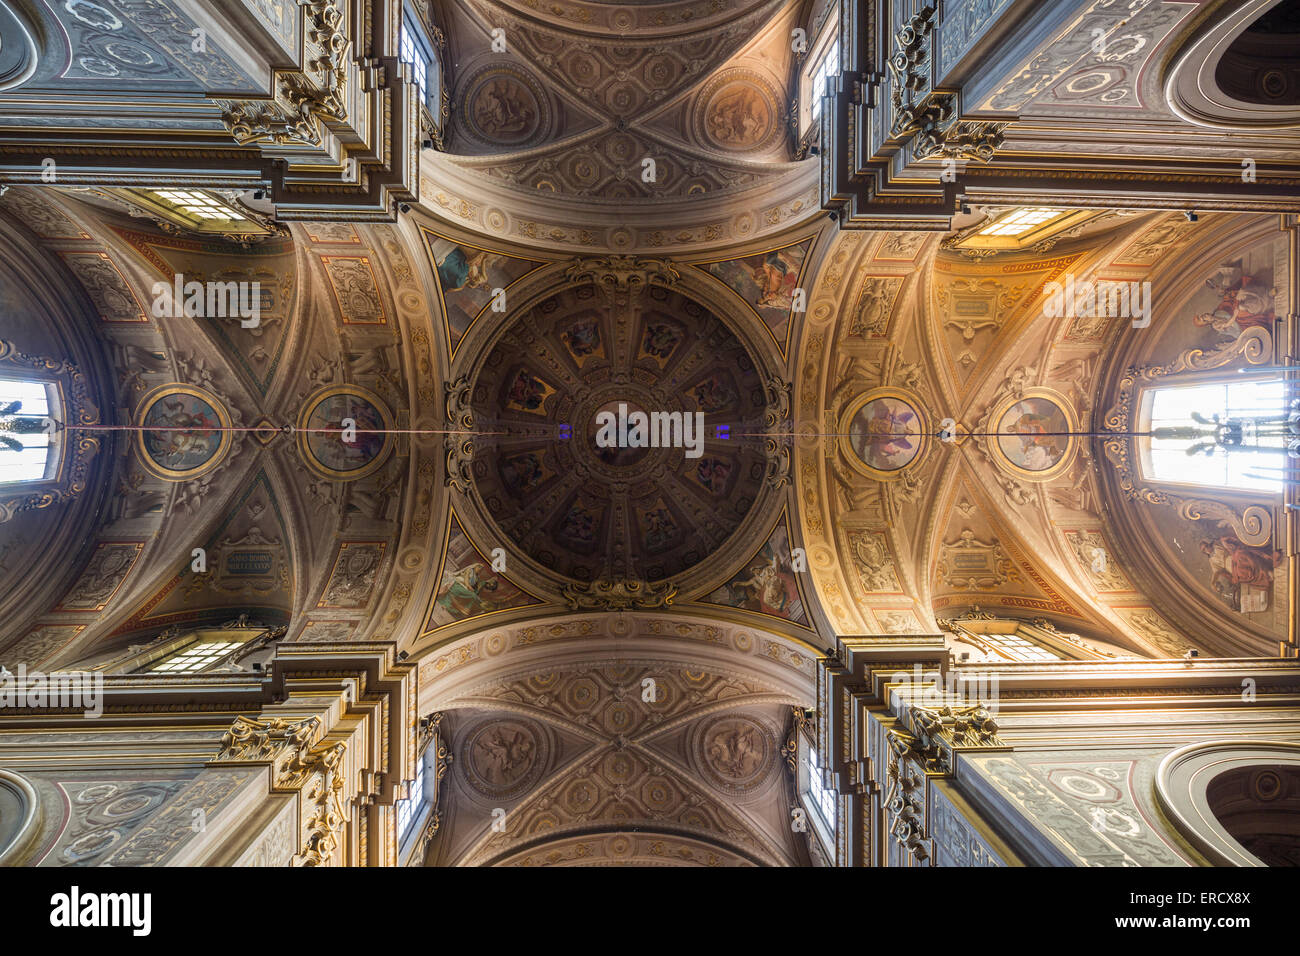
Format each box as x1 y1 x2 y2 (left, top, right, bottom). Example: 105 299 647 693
398 650 410 661
399 202 411 214
253 190 266 200
1185 210 1198 222
1184 648 1199 659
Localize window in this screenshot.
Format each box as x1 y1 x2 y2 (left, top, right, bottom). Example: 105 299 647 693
148 189 246 222
400 11 437 110
0 379 53 483
977 207 1063 237
148 640 244 672
808 38 839 125
980 630 1061 662
805 745 837 829
1143 377 1286 492
397 750 427 838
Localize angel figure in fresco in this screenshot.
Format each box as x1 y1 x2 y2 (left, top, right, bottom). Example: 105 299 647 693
436 562 500 617
643 507 676 551
146 398 218 466
851 400 917 471
1199 534 1281 611
1194 264 1276 337
731 550 796 615
749 249 801 309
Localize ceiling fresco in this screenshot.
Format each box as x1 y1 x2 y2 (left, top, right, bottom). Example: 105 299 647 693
0 0 1294 870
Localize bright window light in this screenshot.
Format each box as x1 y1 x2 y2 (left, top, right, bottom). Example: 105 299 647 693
149 641 243 673
977 207 1061 237
150 189 246 222
397 751 427 837
809 39 839 123
0 379 52 483
1146 379 1286 492
400 17 430 105
805 746 837 828
985 630 1060 662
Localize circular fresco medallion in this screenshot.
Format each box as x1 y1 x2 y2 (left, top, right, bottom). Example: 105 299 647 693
838 389 927 480
296 385 394 481
462 67 547 148
989 389 1077 481
693 714 775 795
133 384 231 481
462 718 548 800
696 71 781 153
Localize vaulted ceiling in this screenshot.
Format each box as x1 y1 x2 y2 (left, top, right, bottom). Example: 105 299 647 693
0 0 1293 866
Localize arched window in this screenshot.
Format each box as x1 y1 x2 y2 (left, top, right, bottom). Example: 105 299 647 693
1140 375 1287 492
0 379 55 483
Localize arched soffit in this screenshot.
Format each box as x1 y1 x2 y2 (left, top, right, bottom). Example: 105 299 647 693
1166 0 1300 130
0 191 119 651
417 610 817 867
790 211 1262 655
1094 213 1289 657
0 196 450 665
1156 740 1300 866
421 0 821 254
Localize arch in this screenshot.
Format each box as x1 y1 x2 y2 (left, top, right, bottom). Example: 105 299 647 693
1156 740 1300 866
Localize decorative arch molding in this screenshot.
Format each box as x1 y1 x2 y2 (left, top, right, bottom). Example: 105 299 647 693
486 826 763 866
417 609 819 711
0 768 41 866
0 1 39 93
1156 740 1300 866
1165 0 1300 130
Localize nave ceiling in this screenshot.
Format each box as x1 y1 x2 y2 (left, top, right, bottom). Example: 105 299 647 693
0 0 1295 867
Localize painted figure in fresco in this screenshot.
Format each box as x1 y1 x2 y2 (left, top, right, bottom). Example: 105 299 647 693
1199 534 1281 611
436 562 501 617
695 457 731 493
1194 264 1276 336
560 505 596 544
314 398 385 469
749 249 801 309
562 319 600 359
850 399 918 471
502 453 545 496
643 507 676 551
145 397 218 467
1007 407 1065 472
692 373 736 413
474 726 535 785
437 246 503 293
474 78 536 138
641 322 681 360
730 549 797 615
506 370 550 411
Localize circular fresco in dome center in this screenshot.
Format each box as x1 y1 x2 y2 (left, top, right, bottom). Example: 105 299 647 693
469 283 769 583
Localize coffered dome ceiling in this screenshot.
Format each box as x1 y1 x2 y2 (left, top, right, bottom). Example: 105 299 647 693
467 282 770 583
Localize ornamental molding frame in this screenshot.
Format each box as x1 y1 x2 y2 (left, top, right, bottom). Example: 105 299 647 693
560 578 678 611
0 340 104 525
1099 329 1276 547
